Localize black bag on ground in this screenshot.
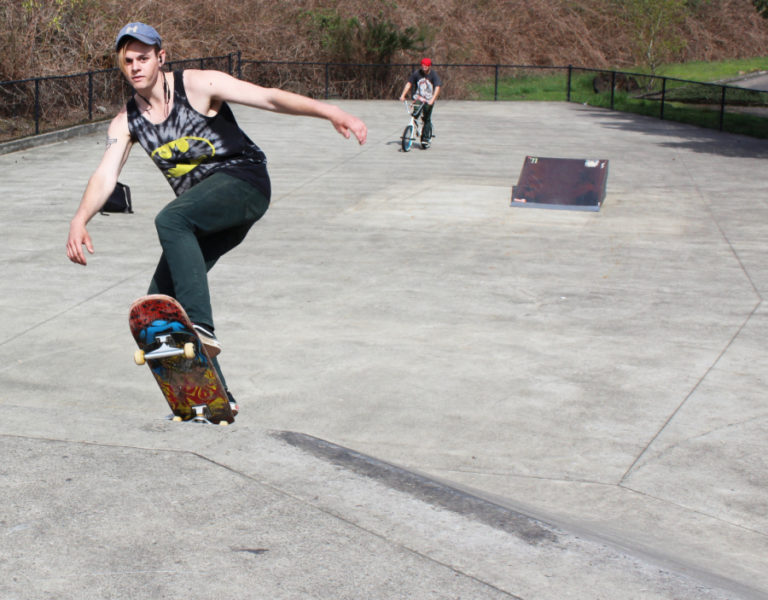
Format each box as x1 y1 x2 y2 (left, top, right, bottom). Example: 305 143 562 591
100 182 133 214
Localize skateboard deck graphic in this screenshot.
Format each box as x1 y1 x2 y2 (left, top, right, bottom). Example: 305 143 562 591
129 294 234 425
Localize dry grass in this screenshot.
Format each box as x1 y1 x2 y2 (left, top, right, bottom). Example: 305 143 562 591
3 0 768 82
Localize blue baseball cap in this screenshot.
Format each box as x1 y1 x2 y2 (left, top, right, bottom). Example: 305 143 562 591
115 22 162 51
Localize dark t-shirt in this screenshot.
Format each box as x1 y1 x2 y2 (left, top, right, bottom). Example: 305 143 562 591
407 69 442 101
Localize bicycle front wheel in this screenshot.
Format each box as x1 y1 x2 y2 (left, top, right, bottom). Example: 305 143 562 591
401 125 414 152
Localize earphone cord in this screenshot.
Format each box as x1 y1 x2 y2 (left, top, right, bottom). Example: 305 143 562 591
163 71 170 104
137 69 170 116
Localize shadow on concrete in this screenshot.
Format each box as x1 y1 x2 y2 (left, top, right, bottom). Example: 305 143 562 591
577 106 768 159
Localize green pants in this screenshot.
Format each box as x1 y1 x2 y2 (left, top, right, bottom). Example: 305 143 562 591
421 102 434 140
148 173 270 386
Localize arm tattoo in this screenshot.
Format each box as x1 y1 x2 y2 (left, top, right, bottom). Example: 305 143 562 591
105 136 118 150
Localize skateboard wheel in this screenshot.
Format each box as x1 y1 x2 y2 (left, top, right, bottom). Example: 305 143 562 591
134 349 146 365
183 342 195 359
218 421 230 426
172 416 183 422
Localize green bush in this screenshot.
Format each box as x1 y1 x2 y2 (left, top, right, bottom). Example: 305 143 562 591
303 9 427 64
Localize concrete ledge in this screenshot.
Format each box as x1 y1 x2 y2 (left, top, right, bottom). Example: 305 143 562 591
276 430 559 544
0 120 109 155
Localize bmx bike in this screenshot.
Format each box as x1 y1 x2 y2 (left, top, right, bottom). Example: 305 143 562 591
401 98 433 152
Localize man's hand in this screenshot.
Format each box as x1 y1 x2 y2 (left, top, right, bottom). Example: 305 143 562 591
66 220 94 265
329 107 367 145
65 110 132 266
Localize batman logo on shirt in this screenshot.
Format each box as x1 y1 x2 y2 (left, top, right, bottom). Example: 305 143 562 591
151 136 217 178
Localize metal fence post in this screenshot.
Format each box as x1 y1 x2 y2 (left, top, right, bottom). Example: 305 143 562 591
660 77 667 120
237 51 242 79
34 78 40 134
325 63 330 99
719 86 726 131
88 71 93 120
566 65 572 102
494 64 499 101
610 70 616 110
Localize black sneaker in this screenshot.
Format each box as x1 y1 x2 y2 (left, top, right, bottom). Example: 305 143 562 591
227 390 239 417
193 323 222 357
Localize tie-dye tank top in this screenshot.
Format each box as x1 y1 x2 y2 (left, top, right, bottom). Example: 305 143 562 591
126 70 270 198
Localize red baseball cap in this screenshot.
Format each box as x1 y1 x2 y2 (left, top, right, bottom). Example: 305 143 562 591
421 58 432 67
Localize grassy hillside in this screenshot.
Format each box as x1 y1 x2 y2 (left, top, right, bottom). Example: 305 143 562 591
3 0 768 82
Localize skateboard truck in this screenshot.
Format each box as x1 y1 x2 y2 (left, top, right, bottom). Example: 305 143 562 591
165 405 219 425
190 404 225 425
144 334 185 360
138 335 196 363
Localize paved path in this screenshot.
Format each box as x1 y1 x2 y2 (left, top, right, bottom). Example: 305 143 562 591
1 100 768 599
729 72 768 91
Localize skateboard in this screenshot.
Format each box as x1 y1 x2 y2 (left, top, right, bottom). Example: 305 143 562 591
128 294 234 425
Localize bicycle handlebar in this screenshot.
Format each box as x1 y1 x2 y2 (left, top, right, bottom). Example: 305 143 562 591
404 97 428 111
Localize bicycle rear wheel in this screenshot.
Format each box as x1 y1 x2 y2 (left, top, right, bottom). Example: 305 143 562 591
402 125 414 152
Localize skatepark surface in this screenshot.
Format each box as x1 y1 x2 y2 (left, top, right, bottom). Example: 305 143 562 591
2 100 768 599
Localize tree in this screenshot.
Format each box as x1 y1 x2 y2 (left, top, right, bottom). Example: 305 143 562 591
619 0 688 74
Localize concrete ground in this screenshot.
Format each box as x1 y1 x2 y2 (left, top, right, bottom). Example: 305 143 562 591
1 99 767 599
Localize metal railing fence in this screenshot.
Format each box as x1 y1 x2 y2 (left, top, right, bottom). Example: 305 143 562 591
565 65 768 139
2 55 767 142
0 54 238 140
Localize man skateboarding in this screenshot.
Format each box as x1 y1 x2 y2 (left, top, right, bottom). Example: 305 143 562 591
66 22 367 413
